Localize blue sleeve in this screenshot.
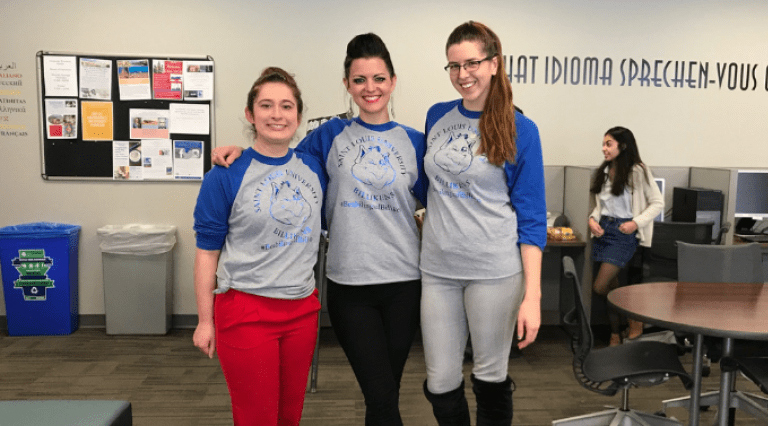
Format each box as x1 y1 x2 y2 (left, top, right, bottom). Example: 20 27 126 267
424 100 459 138
295 151 328 198
505 113 547 250
193 161 248 251
403 125 428 207
295 117 348 182
296 119 346 229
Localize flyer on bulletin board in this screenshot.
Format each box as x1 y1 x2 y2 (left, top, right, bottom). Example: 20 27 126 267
141 139 174 180
129 108 170 139
117 59 151 100
79 58 112 100
112 141 131 180
183 61 214 101
42 56 78 97
173 140 204 180
44 99 78 139
81 101 113 141
152 60 183 100
128 141 143 180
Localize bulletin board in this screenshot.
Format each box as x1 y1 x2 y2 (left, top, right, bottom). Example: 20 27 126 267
36 51 215 181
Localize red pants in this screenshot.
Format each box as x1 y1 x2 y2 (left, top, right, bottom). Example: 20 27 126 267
215 289 320 426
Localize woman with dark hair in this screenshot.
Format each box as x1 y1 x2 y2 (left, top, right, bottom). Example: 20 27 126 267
193 67 326 425
213 34 427 426
588 126 663 346
419 21 546 426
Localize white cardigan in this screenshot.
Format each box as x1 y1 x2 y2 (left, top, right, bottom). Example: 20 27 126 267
589 163 664 248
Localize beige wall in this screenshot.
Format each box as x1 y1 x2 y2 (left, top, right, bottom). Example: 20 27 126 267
1 0 767 316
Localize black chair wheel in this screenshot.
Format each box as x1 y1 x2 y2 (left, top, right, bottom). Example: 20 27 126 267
702 365 711 377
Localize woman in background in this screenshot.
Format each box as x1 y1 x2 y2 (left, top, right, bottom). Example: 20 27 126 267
193 67 326 425
213 34 427 426
419 21 547 426
588 126 663 346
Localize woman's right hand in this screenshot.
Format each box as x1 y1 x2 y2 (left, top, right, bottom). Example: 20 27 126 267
588 217 604 237
193 322 216 359
212 145 244 167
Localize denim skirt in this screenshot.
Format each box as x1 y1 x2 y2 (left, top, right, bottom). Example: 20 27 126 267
592 216 639 267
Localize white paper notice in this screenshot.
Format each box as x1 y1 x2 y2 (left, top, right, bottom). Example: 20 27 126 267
79 58 112 100
43 56 78 97
44 99 78 139
141 139 174 180
169 103 209 134
173 140 204 180
182 61 214 101
112 141 131 180
128 141 143 180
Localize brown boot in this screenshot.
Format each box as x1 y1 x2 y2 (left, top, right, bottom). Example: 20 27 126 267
625 319 643 340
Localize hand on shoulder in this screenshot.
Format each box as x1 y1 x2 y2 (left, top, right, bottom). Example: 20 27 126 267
212 146 244 167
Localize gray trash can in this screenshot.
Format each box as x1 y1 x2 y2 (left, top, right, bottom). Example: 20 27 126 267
97 224 176 335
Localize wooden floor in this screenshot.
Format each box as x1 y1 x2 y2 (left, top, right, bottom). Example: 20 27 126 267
0 325 763 425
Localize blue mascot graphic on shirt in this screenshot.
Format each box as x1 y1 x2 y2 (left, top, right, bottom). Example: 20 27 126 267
351 145 396 189
434 131 476 175
269 180 312 227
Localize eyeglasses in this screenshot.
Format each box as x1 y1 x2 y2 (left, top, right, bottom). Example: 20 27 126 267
444 55 494 74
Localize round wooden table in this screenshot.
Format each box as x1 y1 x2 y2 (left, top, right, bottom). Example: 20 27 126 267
608 282 768 425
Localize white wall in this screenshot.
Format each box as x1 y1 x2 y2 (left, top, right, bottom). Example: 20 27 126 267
1 0 767 316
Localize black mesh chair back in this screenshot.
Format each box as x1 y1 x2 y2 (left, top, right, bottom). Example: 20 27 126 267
562 256 620 396
555 256 693 425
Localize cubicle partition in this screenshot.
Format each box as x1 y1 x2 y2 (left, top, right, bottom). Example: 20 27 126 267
538 166 592 325
689 167 735 243
541 166 566 324
689 167 768 280
544 166 565 217
651 167 690 221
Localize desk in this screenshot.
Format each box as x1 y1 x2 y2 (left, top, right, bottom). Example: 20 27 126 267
608 282 768 426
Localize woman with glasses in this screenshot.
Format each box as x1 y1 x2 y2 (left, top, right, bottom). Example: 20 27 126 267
420 21 546 426
212 34 427 426
193 67 326 425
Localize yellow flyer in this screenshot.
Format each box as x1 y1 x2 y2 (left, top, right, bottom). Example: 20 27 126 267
81 101 113 141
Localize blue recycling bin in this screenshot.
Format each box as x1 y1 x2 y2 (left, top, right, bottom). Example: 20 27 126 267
0 222 80 336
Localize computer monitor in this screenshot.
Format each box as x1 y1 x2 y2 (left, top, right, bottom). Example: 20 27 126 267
734 170 768 220
654 177 665 222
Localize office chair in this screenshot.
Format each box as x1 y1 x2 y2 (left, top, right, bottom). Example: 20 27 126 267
714 221 731 246
662 242 767 421
553 256 692 426
309 231 328 393
643 221 714 282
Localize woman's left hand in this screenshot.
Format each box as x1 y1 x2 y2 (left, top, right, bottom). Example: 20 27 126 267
516 297 541 349
619 220 638 234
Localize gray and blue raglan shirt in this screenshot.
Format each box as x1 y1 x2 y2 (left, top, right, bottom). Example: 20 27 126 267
296 117 427 285
194 148 326 299
420 100 547 280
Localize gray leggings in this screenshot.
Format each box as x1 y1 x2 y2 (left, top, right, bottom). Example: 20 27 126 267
421 272 525 394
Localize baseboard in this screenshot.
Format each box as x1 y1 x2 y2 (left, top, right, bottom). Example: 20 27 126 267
1 313 331 335
0 314 200 333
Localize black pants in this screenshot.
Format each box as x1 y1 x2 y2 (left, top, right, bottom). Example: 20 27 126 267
327 278 421 426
